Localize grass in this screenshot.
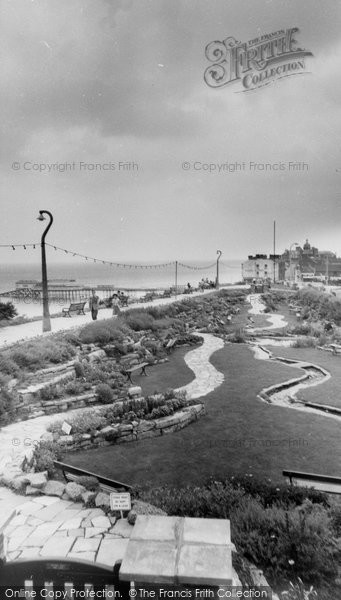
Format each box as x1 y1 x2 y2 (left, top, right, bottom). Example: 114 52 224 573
64 343 341 488
266 344 341 409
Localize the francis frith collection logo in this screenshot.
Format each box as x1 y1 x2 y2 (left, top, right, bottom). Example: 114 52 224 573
204 27 313 92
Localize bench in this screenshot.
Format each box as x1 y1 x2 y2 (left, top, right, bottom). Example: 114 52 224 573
283 470 341 494
121 362 149 383
0 555 129 596
62 301 86 317
54 460 131 492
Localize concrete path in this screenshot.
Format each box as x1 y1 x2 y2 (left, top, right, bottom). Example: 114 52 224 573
177 333 224 399
247 294 288 331
0 288 223 348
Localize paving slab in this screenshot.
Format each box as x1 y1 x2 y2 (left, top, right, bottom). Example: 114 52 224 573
119 540 177 583
85 527 108 538
183 517 230 546
177 544 233 586
59 516 83 530
40 536 76 557
68 551 96 563
110 518 133 538
91 516 111 529
15 501 43 516
32 495 61 506
72 537 101 553
96 538 129 567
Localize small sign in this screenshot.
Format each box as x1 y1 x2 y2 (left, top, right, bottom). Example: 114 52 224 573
110 492 131 511
62 421 72 435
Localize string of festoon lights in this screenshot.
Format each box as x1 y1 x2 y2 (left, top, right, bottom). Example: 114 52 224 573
0 241 222 272
0 242 239 275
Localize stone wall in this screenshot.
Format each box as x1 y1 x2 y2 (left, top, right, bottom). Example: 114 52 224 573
53 404 205 452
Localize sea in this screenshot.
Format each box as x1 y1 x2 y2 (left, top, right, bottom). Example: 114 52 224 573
0 260 242 318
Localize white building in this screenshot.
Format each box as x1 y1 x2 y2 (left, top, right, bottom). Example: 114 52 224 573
242 254 281 282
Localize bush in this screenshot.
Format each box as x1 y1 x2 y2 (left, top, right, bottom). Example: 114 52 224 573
48 410 107 435
232 498 339 586
0 301 17 320
293 336 316 348
32 440 62 476
0 336 76 371
96 383 114 403
74 361 85 378
78 318 129 345
134 480 246 519
0 387 16 425
280 579 318 599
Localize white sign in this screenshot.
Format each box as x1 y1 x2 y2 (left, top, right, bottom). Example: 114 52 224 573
110 492 131 511
62 421 72 435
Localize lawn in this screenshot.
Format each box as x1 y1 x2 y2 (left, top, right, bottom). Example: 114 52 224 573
266 344 341 409
65 343 341 488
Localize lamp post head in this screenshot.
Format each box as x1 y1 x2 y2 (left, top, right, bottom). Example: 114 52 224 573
37 212 46 221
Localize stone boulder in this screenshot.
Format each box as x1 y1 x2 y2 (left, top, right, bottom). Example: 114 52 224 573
43 480 66 497
26 471 48 489
95 492 111 508
65 481 87 501
127 500 167 525
88 349 107 363
128 386 142 397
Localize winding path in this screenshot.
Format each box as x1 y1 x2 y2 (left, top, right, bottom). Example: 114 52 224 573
247 294 340 421
176 333 225 399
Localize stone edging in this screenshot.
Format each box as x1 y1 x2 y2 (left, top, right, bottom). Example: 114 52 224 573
53 404 206 452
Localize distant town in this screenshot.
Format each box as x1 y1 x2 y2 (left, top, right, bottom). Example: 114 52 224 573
242 238 341 284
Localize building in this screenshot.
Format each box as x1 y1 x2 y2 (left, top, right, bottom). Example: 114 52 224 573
241 254 284 283
282 239 341 283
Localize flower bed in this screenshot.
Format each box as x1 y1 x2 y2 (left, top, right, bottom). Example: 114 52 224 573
44 390 205 452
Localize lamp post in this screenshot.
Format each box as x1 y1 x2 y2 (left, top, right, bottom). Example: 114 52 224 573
289 242 298 284
37 210 53 332
216 250 222 289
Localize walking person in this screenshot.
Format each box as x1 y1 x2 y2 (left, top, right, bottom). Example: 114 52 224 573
112 293 121 317
89 289 100 320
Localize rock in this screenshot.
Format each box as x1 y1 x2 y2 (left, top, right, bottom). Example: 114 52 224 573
74 476 99 490
58 435 74 445
11 475 30 492
95 492 111 508
128 386 142 397
26 472 48 489
88 349 106 363
65 481 86 501
127 500 167 525
25 485 42 496
40 432 54 443
82 491 97 505
43 480 65 497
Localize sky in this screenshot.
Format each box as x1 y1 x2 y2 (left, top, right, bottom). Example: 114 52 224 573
1 0 341 265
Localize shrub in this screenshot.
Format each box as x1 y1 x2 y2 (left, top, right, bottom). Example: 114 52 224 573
134 480 245 519
74 361 85 378
0 301 17 320
124 311 156 331
48 410 107 435
39 384 63 401
1 336 76 371
0 387 16 426
0 356 19 376
96 383 114 404
64 380 88 396
232 498 339 586
78 318 129 345
32 440 63 476
293 336 316 348
280 579 318 599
